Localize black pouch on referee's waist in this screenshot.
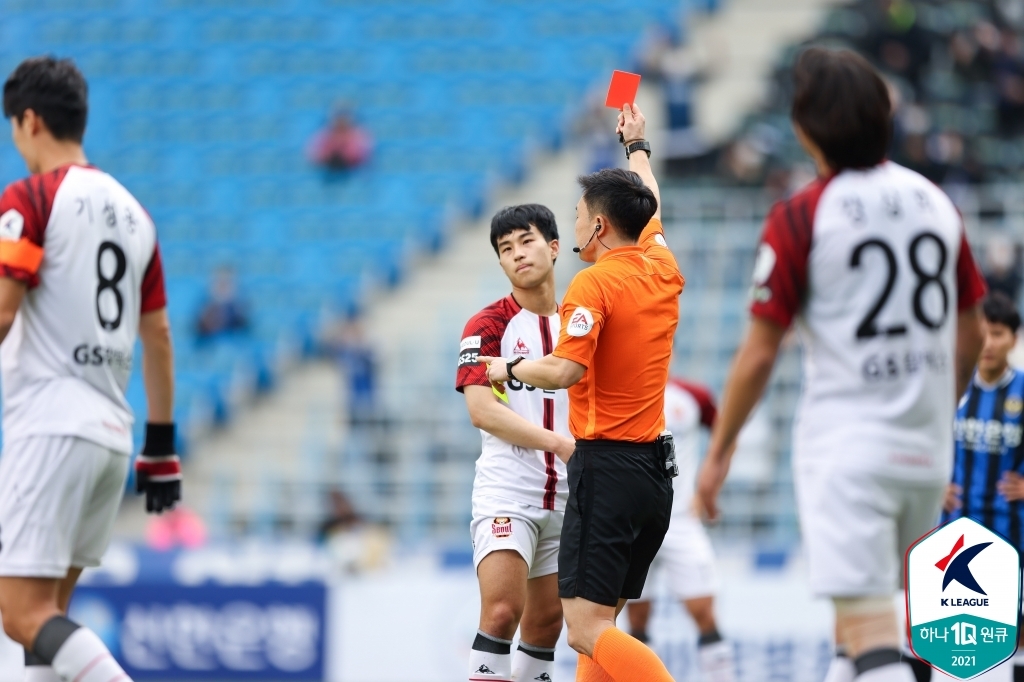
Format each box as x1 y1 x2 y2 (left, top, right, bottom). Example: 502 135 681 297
655 432 678 479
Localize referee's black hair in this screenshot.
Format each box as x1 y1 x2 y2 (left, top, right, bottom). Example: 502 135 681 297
577 168 657 242
489 204 559 255
3 56 88 143
791 47 891 171
983 292 1021 333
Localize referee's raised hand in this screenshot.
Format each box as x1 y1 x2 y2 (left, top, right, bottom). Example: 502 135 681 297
616 102 646 144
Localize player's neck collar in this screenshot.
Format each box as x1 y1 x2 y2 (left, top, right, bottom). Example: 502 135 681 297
974 366 1016 391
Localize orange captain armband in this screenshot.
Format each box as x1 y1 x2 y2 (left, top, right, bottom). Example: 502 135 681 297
0 238 44 274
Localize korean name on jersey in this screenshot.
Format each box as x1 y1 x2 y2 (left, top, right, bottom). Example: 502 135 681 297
455 296 570 511
0 165 164 455
751 162 986 481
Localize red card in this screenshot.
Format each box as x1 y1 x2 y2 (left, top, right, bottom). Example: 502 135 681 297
605 70 641 109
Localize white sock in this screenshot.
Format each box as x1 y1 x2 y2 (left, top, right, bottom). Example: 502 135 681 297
24 649 60 682
24 667 60 682
469 631 512 681
856 663 916 682
50 628 129 682
698 639 737 682
512 642 555 682
824 653 856 682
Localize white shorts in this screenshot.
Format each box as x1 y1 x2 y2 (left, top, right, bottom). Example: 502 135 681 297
794 464 944 597
470 496 563 580
639 514 718 601
0 436 130 578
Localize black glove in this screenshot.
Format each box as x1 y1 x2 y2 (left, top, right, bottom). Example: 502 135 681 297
135 423 182 514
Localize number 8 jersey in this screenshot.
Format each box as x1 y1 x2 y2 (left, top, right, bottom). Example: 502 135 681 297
0 164 166 454
750 161 987 482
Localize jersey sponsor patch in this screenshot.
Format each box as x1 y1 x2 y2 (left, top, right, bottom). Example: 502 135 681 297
512 337 530 355
491 517 512 538
459 335 481 367
654 233 668 247
566 307 594 337
750 243 776 303
0 209 24 242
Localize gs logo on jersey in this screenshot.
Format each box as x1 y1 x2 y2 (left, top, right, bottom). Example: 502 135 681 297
907 516 1021 679
458 336 481 367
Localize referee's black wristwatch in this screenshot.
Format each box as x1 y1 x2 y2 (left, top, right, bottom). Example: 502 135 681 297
506 356 525 382
625 139 652 159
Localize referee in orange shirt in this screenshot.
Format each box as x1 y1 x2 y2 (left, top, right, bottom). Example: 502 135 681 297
481 103 683 682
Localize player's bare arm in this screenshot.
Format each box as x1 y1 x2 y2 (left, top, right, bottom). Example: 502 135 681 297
478 353 585 391
944 483 963 512
616 103 661 222
697 318 786 519
0 278 27 342
463 384 575 461
136 307 180 514
140 308 174 422
956 303 984 398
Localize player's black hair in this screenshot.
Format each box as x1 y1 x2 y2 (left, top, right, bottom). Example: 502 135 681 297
3 56 88 143
489 204 559 255
791 47 892 171
577 168 657 242
983 292 1021 333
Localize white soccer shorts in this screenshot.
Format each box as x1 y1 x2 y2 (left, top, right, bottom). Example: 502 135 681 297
0 436 130 577
470 495 562 579
794 463 944 597
639 514 718 601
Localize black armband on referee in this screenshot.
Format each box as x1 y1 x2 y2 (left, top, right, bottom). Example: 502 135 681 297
142 423 176 455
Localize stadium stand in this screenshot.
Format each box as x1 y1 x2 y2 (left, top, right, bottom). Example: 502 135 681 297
0 0 690 457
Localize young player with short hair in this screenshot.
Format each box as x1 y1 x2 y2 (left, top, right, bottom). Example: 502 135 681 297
627 378 736 682
457 204 575 682
941 291 1024 682
697 47 987 682
0 56 179 682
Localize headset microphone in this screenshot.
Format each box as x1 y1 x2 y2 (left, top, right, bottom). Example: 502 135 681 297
573 225 600 253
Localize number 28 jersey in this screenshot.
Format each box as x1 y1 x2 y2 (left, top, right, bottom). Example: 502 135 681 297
0 164 166 454
751 162 986 481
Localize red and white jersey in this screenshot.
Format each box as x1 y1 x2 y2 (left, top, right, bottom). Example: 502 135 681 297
750 162 987 481
456 295 570 511
0 164 166 454
664 378 716 517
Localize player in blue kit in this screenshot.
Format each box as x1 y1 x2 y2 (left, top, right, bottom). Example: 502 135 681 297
942 291 1023 682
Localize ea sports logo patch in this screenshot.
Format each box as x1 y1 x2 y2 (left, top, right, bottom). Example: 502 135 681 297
491 517 512 538
566 307 594 337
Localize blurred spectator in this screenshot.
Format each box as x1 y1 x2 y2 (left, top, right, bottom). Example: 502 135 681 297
196 266 250 340
573 93 622 173
995 29 1024 136
318 489 390 573
145 506 208 551
864 0 931 90
307 108 372 171
984 234 1024 303
323 319 379 425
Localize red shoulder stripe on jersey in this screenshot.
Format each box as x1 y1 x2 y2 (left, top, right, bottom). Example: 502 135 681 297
669 378 718 428
956 230 987 312
539 315 558 510
0 238 44 274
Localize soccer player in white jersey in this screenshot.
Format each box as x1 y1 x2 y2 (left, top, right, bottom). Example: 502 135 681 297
0 57 179 682
627 378 736 682
697 48 987 682
456 204 575 682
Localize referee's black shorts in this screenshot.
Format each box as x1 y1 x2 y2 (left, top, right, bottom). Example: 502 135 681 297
558 439 673 607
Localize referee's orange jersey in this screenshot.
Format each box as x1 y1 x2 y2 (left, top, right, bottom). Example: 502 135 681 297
553 219 684 442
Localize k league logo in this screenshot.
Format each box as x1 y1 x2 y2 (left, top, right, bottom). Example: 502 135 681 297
907 517 1021 679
